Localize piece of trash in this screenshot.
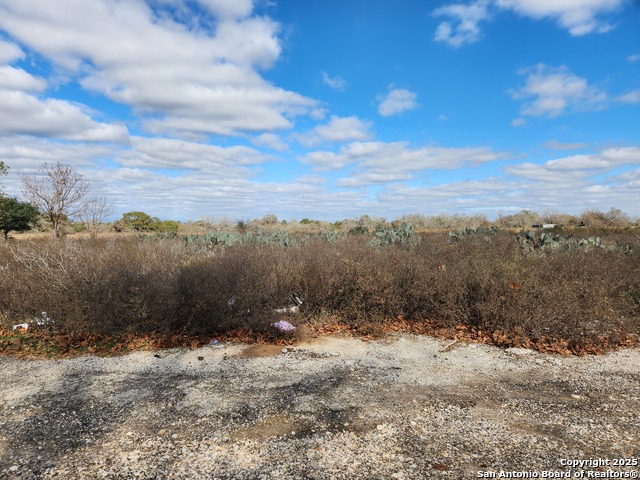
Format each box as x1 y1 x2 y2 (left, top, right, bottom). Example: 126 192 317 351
271 320 296 332
35 311 54 327
197 356 204 361
291 292 304 306
273 292 304 314
210 339 225 349
274 305 300 314
227 295 237 306
154 354 161 358
13 323 29 331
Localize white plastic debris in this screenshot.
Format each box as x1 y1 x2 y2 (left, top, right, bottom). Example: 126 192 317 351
291 292 304 306
13 323 29 331
273 292 304 314
35 311 54 327
271 320 296 332
274 305 300 314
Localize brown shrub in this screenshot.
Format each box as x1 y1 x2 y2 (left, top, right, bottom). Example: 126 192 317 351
0 230 638 346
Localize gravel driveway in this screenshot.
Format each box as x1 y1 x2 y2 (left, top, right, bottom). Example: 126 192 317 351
1 334 639 479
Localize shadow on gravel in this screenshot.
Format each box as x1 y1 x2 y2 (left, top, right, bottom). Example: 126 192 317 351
1 356 377 477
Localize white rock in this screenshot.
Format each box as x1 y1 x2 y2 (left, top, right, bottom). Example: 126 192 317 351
505 347 535 356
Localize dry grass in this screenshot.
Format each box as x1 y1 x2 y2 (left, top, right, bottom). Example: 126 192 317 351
1 230 638 353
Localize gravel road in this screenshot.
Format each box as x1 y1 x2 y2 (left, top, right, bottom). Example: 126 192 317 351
1 334 639 479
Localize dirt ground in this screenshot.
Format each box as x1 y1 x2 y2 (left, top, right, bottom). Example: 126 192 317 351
1 334 639 479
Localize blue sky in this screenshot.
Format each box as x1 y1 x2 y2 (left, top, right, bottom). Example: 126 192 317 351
0 0 639 222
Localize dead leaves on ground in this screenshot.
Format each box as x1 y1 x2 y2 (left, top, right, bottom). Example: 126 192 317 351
0 315 637 358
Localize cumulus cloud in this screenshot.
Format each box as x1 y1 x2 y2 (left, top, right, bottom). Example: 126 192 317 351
379 168 640 218
507 147 640 180
433 0 491 47
321 71 347 91
0 64 128 143
0 0 317 137
494 0 624 36
300 141 508 186
117 136 269 172
0 65 47 92
0 38 24 63
377 86 419 117
433 0 625 46
296 116 373 147
628 53 640 63
378 178 521 216
0 90 129 143
509 64 607 119
251 133 288 152
195 0 253 19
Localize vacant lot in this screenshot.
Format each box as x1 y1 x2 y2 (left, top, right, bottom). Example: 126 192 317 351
1 228 639 353
1 334 639 479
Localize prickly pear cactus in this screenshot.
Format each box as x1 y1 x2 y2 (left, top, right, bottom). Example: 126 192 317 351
370 222 420 247
449 226 499 242
516 230 631 254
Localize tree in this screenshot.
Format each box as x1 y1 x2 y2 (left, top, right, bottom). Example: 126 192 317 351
79 196 113 237
0 161 7 195
155 220 179 234
0 197 40 240
121 211 154 231
21 163 89 237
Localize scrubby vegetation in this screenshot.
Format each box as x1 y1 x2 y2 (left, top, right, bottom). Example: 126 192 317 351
1 224 638 355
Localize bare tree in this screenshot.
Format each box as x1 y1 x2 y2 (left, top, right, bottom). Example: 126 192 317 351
21 162 89 237
0 161 7 195
79 196 113 237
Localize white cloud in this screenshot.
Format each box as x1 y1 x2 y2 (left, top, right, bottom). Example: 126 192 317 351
616 89 640 104
509 64 607 119
433 0 625 47
2 135 638 221
0 66 127 144
507 147 640 180
628 53 640 63
0 38 24 63
378 179 521 216
0 136 116 170
251 133 288 152
195 0 253 19
0 65 47 92
118 136 269 172
377 86 419 117
433 0 491 47
296 151 346 171
495 147 640 214
511 118 526 127
542 140 588 150
495 0 625 36
300 141 508 186
0 90 129 143
0 0 317 137
379 168 640 218
321 71 347 91
296 116 373 147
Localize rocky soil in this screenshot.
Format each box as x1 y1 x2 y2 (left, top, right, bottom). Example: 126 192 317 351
1 334 639 479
